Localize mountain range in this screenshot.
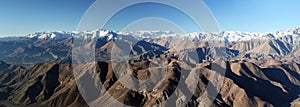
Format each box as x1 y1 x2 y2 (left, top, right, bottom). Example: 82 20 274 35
0 27 299 66
0 27 300 106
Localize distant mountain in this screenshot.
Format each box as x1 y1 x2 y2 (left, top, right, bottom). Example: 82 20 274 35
0 27 299 66
19 27 300 42
0 37 20 42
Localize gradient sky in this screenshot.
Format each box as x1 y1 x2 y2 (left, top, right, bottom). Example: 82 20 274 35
205 0 300 33
0 0 300 37
102 2 201 33
0 0 95 37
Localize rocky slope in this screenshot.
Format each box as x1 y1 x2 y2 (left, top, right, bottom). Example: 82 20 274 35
0 27 300 106
0 57 299 106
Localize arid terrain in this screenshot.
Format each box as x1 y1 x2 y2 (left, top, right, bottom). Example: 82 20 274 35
0 28 300 107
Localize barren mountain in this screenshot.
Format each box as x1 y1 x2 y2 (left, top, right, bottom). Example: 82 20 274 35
0 27 300 106
0 27 300 65
0 57 299 107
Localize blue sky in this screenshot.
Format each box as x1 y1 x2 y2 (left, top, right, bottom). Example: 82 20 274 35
102 2 201 33
0 0 299 36
204 0 300 33
0 0 95 36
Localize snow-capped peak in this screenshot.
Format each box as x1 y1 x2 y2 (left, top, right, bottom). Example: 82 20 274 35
26 31 73 40
24 27 300 42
